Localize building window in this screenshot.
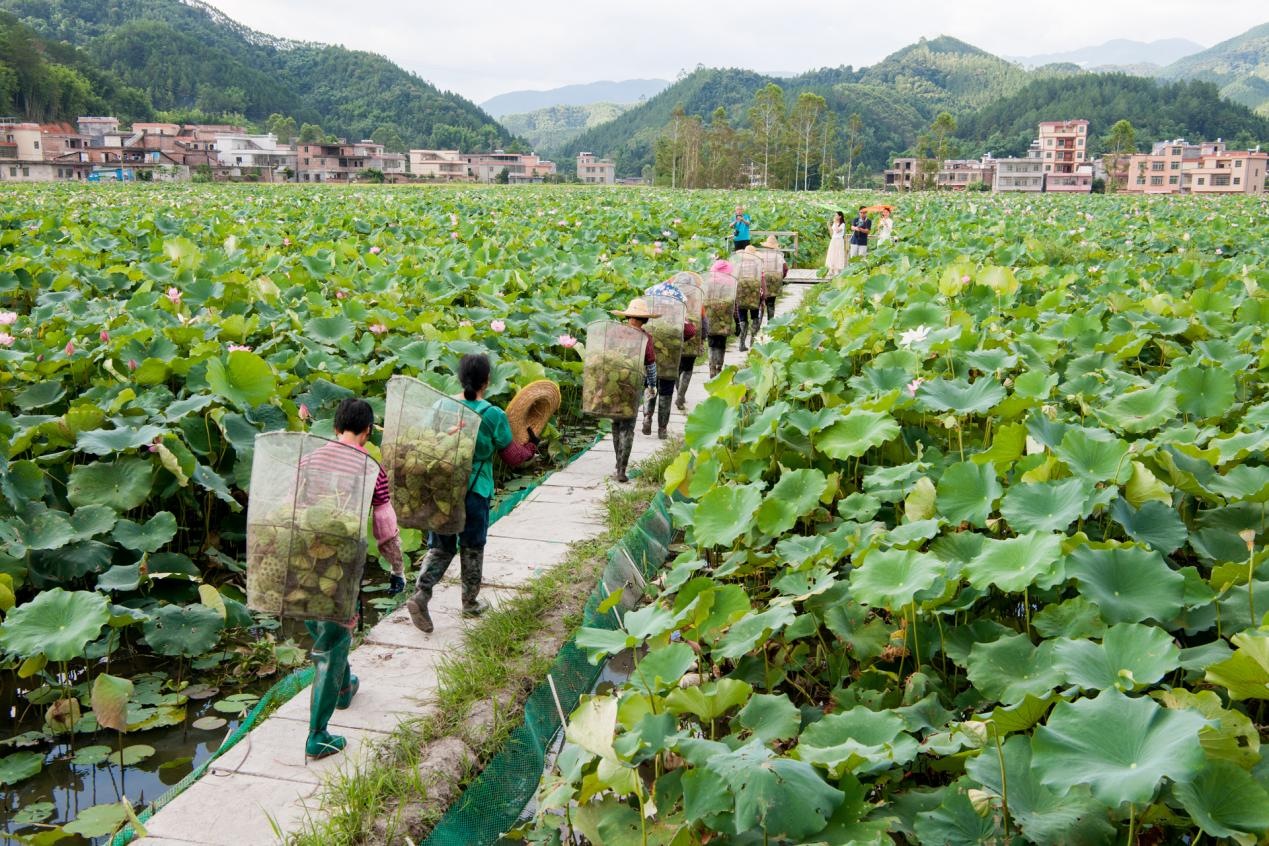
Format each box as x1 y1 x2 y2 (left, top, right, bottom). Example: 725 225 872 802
33 141 39 149
1150 176 1163 186
1077 138 1084 147
1169 176 1178 184
8 167 14 177
1197 177 1205 185
1211 174 1230 186
1170 162 1180 170
1078 125 1085 133
1151 162 1164 171
1235 160 1243 168
1234 177 1241 185
1136 177 1145 185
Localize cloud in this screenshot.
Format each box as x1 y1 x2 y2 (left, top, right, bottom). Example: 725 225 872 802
201 0 1263 102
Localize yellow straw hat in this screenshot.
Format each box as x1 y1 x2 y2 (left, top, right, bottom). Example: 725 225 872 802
611 297 657 319
506 380 561 444
762 234 780 249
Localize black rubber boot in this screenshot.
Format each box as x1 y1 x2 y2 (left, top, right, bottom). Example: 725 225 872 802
737 321 749 352
675 370 691 410
657 400 672 439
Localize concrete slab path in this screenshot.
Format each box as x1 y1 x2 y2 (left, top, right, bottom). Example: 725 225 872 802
133 282 810 845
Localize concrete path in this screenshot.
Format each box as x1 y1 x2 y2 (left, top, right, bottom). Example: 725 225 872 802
133 282 811 846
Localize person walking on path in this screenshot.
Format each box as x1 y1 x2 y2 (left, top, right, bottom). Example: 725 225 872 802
608 297 658 482
848 206 872 264
705 260 735 379
826 211 847 275
642 314 697 440
406 354 538 634
644 279 700 412
736 246 766 353
730 205 752 251
304 398 405 759
760 234 788 324
876 207 894 244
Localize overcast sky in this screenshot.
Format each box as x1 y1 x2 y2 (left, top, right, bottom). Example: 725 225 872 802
204 0 1264 103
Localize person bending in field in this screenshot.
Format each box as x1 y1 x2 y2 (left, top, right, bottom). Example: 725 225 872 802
304 398 404 759
609 297 658 482
848 205 871 264
406 353 538 633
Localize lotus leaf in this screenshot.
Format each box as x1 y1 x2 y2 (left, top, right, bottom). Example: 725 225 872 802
935 461 1001 528
142 604 224 658
795 708 919 777
66 458 155 511
0 588 109 662
1067 545 1185 624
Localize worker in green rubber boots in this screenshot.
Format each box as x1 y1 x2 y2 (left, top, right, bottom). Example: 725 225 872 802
303 398 404 759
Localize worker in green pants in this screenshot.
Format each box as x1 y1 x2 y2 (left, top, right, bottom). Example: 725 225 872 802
303 398 403 759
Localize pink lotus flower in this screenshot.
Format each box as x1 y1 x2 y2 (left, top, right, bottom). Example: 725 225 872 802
298 403 311 420
559 334 578 348
335 290 347 299
653 247 663 256
227 344 252 352
65 341 75 356
100 331 109 343
906 377 925 397
282 237 291 246
672 218 682 225
960 274 971 284
0 333 13 347
459 319 473 327
653 241 662 248
166 287 181 305
449 213 458 226
369 246 381 255
368 323 388 335
128 359 138 371
0 311 16 325
451 231 459 240
36 353 43 362
490 319 506 333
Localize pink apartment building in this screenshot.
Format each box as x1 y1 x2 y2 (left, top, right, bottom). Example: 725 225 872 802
1038 120 1092 192
1189 150 1267 194
577 152 615 184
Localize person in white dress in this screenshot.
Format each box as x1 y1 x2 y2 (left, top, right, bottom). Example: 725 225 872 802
825 211 846 275
877 207 894 243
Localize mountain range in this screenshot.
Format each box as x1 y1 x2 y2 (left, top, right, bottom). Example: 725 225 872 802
481 79 669 117
1010 38 1204 70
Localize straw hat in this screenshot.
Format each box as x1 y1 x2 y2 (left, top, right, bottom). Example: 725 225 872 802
762 235 780 249
743 245 758 253
611 296 657 320
506 380 561 445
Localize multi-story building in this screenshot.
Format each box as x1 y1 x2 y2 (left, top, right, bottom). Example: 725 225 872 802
993 141 1046 192
408 149 467 181
77 116 120 146
577 152 615 184
216 132 297 180
0 121 92 181
884 157 920 191
936 156 995 190
462 150 556 183
1189 150 1267 194
1038 120 1091 191
1124 139 1227 194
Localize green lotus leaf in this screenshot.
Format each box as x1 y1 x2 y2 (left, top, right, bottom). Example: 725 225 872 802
68 505 119 541
205 350 277 408
755 468 828 536
1032 688 1208 806
684 396 738 450
67 457 155 511
999 477 1091 533
75 424 167 456
1067 545 1185 624
966 734 1111 846
964 531 1063 593
91 673 134 733
1095 383 1178 434
21 508 75 551
1154 688 1261 768
967 634 1063 705
142 604 224 658
1108 498 1187 555
816 410 900 460
14 381 66 411
1174 365 1236 421
795 708 919 777
916 377 1005 415
1054 428 1131 484
13 800 56 825
849 548 944 610
737 692 802 744
97 562 143 592
912 788 997 846
972 421 1026 467
713 604 797 660
979 693 1060 735
935 461 1001 528
64 801 131 838
191 716 227 731
112 511 178 553
813 774 897 846
71 745 113 766
1053 623 1180 692
693 483 762 548
1 458 44 510
1173 758 1269 838
0 588 109 662
1032 597 1107 639
1205 464 1269 502
0 751 44 786
1204 632 1269 701
303 314 355 345
627 643 694 695
665 678 752 721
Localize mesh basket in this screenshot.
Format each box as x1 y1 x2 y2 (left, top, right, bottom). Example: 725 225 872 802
731 252 764 309
581 320 646 419
246 432 378 622
757 248 784 296
703 272 737 337
645 294 685 376
667 270 704 291
382 376 481 535
678 279 704 357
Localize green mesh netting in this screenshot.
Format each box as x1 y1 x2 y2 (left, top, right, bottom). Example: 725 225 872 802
423 491 674 846
108 434 605 846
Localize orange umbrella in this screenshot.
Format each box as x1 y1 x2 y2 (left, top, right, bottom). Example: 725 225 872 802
861 205 894 213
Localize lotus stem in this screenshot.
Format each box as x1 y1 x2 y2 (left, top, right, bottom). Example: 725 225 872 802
1127 803 1136 846
992 722 1010 838
909 602 921 668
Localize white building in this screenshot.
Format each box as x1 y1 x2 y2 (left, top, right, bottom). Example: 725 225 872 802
216 133 296 179
577 151 616 184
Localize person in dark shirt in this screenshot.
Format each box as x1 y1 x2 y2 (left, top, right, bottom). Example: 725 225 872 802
849 206 872 264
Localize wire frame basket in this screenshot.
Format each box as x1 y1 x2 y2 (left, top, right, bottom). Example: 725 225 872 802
678 279 704 357
703 272 737 337
731 251 764 309
645 294 685 376
582 320 647 419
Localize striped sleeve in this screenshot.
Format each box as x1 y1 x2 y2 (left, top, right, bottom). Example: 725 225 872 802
372 467 390 508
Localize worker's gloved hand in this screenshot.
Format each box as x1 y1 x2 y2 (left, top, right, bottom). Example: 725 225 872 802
388 574 406 596
526 426 541 445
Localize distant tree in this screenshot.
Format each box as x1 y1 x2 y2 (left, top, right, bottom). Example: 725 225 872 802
1103 119 1136 190
266 113 297 144
298 123 324 143
748 84 786 188
843 113 863 190
359 168 385 183
789 92 826 191
371 124 406 153
704 107 740 188
495 166 510 184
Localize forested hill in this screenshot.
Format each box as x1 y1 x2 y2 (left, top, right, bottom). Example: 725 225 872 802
1159 22 1269 116
956 74 1269 157
0 0 514 150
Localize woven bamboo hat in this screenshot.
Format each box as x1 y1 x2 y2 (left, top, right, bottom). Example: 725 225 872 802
611 297 657 320
506 380 561 445
762 234 780 249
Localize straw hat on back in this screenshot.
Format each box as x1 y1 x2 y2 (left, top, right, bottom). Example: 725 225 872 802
611 297 656 320
762 235 780 249
506 380 561 445
743 245 758 254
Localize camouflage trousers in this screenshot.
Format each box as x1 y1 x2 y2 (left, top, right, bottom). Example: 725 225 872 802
612 417 636 479
415 547 484 607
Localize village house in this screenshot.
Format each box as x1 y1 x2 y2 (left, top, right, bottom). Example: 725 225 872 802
577 152 616 184
408 149 467 181
993 141 1046 192
936 155 995 190
462 150 556 183
216 132 297 180
884 157 920 191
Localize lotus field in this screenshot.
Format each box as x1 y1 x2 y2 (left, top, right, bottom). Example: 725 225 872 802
533 196 1269 845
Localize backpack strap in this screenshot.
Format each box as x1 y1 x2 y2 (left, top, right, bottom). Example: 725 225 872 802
467 401 495 493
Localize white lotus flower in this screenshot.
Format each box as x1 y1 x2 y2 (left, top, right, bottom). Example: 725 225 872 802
899 325 931 346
